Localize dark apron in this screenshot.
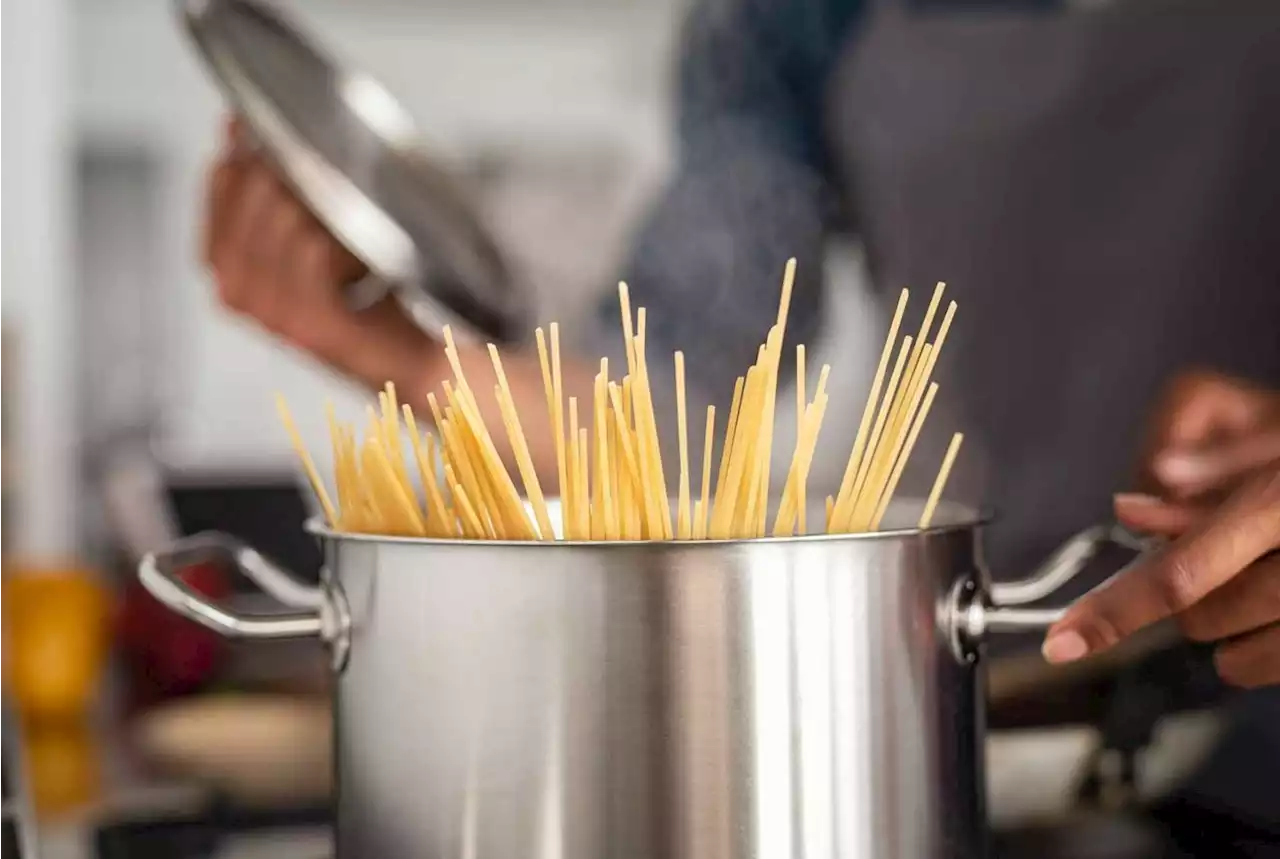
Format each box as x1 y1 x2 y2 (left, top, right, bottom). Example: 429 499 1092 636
824 0 1280 839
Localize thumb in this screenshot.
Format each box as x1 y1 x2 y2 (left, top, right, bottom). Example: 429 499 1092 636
1044 476 1280 664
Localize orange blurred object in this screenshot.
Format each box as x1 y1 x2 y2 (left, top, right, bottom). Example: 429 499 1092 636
24 720 103 818
3 568 111 722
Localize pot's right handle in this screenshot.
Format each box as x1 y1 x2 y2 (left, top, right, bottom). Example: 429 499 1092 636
139 532 350 667
948 523 1163 661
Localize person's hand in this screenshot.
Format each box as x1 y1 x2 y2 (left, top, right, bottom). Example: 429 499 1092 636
1137 370 1280 502
1042 371 1280 688
202 117 592 480
204 117 439 389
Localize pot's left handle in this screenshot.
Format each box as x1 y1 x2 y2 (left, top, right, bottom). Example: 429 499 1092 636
139 532 350 666
948 523 1162 661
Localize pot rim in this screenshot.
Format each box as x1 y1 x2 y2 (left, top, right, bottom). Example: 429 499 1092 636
304 500 996 548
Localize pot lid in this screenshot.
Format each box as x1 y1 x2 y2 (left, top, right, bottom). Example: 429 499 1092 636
180 0 528 344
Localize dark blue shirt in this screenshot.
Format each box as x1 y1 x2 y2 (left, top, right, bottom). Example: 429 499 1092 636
596 0 862 405
597 0 1054 408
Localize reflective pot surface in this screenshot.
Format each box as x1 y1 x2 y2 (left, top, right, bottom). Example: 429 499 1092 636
140 501 1152 859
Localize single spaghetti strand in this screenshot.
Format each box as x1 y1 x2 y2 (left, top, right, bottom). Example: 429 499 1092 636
621 376 641 538
275 393 339 526
537 327 569 519
832 288 909 525
590 364 610 539
796 344 807 534
675 352 692 539
550 324 569 513
919 433 964 529
602 373 620 540
577 427 591 539
567 397 581 539
697 405 716 539
713 376 746 508
618 282 638 379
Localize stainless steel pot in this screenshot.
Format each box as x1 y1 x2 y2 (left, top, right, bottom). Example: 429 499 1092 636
138 501 1155 859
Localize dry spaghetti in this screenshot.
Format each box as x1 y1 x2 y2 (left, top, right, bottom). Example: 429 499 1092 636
276 259 964 540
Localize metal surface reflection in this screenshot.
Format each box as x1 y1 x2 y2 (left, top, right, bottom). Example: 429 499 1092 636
329 502 984 859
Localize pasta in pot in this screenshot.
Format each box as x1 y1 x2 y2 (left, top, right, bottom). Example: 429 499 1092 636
276 259 963 540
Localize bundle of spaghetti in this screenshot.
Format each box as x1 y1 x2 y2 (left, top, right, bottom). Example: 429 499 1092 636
275 259 965 540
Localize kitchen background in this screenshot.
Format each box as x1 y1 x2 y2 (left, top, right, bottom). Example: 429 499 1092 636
6 0 885 565
5 0 701 853
0 0 885 855
7 0 686 561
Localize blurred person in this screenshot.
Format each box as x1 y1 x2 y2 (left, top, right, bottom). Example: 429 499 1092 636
205 0 1280 846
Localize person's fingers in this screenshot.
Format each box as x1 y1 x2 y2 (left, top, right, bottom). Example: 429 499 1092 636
220 163 281 307
203 156 240 270
1177 554 1280 642
281 232 349 360
1113 493 1204 537
243 180 308 332
1153 371 1263 450
1213 623 1280 689
1153 428 1280 499
1141 373 1280 501
1043 470 1280 664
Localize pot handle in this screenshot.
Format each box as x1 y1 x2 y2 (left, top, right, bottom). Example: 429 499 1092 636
139 532 347 647
948 523 1163 660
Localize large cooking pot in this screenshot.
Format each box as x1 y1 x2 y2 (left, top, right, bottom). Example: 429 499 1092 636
138 500 1155 859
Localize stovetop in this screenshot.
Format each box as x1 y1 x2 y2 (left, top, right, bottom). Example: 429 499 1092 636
94 804 331 859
